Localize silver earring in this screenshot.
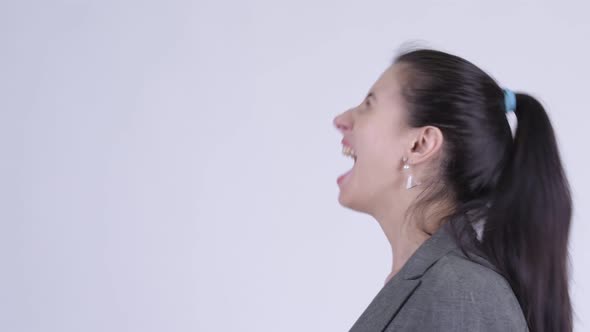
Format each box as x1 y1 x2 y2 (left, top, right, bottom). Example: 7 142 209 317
402 157 420 189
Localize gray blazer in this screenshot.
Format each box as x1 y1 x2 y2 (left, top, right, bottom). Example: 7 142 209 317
348 222 529 332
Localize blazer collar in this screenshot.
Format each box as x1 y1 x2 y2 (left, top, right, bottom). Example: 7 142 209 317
400 221 460 280
348 222 464 332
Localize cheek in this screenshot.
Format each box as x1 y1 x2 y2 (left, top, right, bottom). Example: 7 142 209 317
358 111 407 174
369 144 399 175
362 131 400 174
355 111 408 191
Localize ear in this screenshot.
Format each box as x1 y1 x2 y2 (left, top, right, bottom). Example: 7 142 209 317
406 126 444 165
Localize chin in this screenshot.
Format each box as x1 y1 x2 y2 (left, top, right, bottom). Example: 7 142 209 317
337 190 351 206
338 190 356 209
338 191 367 214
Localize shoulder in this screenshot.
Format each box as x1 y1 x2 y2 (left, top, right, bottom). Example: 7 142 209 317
430 249 515 299
410 249 529 331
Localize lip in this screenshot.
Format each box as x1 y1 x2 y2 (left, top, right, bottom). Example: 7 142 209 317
341 137 353 149
337 168 353 185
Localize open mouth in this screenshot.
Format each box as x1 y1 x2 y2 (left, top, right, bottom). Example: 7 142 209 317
337 145 357 185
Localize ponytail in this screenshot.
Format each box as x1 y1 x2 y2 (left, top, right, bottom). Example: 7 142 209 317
393 48 574 332
480 93 573 332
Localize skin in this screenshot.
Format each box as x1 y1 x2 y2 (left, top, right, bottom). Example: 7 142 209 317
333 63 448 285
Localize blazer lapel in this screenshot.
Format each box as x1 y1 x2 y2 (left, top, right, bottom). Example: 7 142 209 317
348 222 461 332
348 277 421 332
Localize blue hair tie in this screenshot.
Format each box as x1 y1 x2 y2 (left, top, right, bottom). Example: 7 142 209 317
503 88 516 113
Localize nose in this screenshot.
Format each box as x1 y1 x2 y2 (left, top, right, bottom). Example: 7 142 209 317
333 110 352 133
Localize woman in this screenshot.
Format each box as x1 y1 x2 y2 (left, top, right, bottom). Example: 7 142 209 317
333 48 572 332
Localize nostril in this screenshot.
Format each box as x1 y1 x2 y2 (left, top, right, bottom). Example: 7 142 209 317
334 119 348 131
337 124 350 132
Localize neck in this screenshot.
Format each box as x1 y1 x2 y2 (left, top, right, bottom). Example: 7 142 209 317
379 218 430 285
372 193 449 286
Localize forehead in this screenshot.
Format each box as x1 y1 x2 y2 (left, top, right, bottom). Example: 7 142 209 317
368 64 403 102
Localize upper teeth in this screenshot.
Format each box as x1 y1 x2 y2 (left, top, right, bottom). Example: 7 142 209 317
342 145 357 159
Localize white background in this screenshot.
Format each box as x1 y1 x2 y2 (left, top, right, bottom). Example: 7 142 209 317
1 0 588 331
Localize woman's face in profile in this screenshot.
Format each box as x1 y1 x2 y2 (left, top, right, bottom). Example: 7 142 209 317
333 64 412 214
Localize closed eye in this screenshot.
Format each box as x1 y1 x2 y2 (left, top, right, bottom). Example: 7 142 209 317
365 92 375 107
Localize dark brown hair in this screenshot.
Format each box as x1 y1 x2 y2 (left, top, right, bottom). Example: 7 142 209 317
394 48 573 332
